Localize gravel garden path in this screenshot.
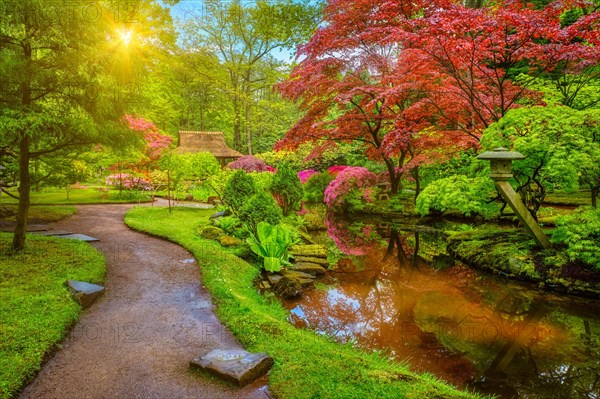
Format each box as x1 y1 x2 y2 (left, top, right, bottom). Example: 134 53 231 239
19 202 269 399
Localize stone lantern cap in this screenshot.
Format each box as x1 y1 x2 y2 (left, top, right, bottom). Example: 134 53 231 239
477 147 525 161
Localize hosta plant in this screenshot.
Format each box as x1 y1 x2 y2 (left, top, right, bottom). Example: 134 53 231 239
246 222 296 272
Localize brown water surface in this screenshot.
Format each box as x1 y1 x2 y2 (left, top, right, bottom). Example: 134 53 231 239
283 217 600 399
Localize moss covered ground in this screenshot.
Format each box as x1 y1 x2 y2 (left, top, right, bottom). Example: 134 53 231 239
447 227 600 298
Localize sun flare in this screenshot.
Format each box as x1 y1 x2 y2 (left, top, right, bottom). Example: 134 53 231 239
117 29 133 45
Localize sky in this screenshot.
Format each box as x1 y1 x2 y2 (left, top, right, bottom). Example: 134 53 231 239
162 0 314 62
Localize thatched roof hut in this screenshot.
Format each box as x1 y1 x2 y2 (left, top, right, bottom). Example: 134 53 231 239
177 131 243 165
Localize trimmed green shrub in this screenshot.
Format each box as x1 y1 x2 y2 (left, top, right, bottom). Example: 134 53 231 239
270 163 303 216
416 175 498 219
239 192 283 235
222 170 256 215
304 172 333 203
551 206 600 270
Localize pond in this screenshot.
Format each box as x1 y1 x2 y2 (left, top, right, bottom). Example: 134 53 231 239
283 214 600 399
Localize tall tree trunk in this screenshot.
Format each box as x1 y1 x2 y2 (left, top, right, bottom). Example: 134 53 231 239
13 41 32 251
592 185 598 208
233 100 241 151
384 158 399 194
411 166 420 204
245 103 252 155
13 134 30 251
383 151 407 194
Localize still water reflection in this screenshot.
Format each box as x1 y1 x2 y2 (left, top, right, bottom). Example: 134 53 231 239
283 216 600 398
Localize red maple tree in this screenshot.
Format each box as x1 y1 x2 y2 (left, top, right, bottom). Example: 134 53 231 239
276 0 600 193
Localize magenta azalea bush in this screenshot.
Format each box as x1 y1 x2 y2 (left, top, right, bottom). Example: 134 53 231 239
298 169 318 184
105 173 151 190
327 165 348 175
324 166 377 209
228 155 270 172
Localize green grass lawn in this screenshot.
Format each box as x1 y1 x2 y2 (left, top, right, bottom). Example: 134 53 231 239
125 206 483 399
544 190 593 206
0 234 105 399
0 206 76 223
0 187 151 205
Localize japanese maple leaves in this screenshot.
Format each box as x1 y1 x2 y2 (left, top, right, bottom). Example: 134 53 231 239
276 0 600 180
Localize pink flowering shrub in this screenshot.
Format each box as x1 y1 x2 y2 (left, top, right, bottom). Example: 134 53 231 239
124 115 173 162
228 155 270 172
324 167 377 209
105 173 151 190
327 165 348 175
298 169 318 184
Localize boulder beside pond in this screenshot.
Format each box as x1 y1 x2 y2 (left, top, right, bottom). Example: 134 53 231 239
273 276 302 299
190 349 273 387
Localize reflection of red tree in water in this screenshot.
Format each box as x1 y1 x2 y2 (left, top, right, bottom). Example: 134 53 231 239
325 213 378 256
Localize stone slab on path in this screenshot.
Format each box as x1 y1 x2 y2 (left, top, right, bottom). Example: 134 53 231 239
54 233 99 241
190 349 274 387
31 230 73 236
67 280 105 309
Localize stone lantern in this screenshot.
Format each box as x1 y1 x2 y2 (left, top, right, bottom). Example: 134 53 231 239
477 147 525 180
477 147 551 249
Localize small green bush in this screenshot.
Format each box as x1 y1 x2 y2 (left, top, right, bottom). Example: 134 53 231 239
416 175 498 218
251 171 274 192
215 216 242 235
304 172 333 203
270 163 303 216
222 170 256 215
551 206 600 269
239 192 283 235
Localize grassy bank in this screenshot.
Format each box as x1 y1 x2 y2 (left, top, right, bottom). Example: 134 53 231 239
0 234 105 399
0 205 76 223
124 206 482 399
0 187 151 205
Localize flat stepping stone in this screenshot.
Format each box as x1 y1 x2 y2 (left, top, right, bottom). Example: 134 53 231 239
281 270 316 287
288 262 326 276
190 349 273 387
288 244 327 258
281 269 316 280
67 280 105 309
55 233 99 242
292 256 329 266
31 230 73 236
